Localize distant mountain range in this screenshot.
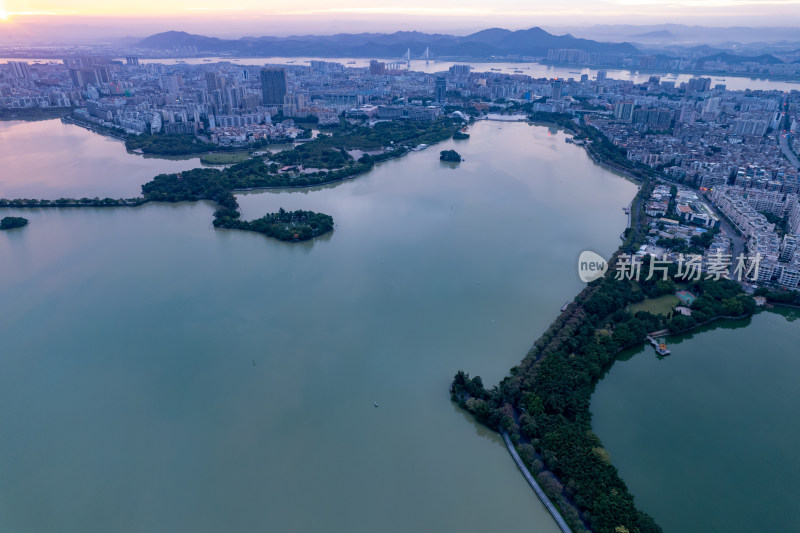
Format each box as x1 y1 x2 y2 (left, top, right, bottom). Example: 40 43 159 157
629 30 676 40
135 27 640 58
701 52 784 65
544 24 800 45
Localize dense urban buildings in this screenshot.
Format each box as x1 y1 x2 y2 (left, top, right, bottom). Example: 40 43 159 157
1 55 798 291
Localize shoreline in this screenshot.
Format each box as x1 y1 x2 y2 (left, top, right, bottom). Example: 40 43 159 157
60 115 128 141
451 115 762 533
3 56 796 83
232 149 410 193
501 431 573 533
539 61 800 83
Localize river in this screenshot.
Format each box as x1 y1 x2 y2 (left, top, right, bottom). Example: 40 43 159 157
138 57 800 92
592 308 800 533
2 57 798 92
0 120 635 532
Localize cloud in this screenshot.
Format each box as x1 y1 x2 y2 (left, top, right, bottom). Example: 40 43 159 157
283 6 587 16
184 6 246 10
613 0 800 6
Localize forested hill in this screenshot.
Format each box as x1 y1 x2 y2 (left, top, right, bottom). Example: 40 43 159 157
136 27 639 58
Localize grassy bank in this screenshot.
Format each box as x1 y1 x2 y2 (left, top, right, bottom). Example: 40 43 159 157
0 107 72 122
200 151 252 165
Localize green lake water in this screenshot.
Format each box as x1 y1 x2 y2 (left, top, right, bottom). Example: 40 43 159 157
0 119 636 532
592 309 800 533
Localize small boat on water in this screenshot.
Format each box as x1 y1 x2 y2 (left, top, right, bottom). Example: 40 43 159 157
514 70 523 73
491 68 501 71
347 61 356 64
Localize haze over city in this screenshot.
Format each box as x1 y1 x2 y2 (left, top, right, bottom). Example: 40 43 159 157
2 0 800 531
2 0 800 41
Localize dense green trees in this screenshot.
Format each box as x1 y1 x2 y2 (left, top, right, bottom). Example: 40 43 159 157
125 133 219 155
453 259 757 532
450 126 757 532
213 207 333 242
0 198 144 208
453 272 667 533
0 216 29 229
273 143 353 169
3 118 457 244
665 278 756 332
439 149 462 162
0 107 72 121
754 287 800 305
139 118 461 194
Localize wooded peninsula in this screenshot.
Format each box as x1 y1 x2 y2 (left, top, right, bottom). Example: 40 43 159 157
0 116 463 242
451 111 758 533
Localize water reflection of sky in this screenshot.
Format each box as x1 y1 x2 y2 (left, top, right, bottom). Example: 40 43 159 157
0 120 204 199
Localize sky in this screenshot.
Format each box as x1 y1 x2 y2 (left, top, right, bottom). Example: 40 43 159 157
1 0 799 40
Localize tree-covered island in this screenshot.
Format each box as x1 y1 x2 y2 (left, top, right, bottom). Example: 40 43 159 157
0 216 29 229
213 208 333 242
439 149 462 162
1 117 464 241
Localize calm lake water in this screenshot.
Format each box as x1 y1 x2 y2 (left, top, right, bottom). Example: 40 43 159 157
0 120 635 532
592 308 800 533
0 120 205 199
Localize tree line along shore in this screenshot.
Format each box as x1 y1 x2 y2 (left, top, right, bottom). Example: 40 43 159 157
5 111 793 531
0 116 463 242
448 112 783 533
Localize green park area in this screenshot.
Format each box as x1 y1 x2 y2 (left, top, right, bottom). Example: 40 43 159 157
629 294 680 316
200 151 252 165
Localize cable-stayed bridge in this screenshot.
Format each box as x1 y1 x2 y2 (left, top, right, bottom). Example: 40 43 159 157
385 47 433 70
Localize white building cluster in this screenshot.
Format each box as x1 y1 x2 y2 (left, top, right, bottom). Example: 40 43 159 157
711 186 800 288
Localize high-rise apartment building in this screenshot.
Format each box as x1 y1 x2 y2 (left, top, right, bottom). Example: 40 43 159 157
260 68 287 106
448 64 471 76
369 60 386 76
435 77 447 103
781 234 798 263
205 72 224 93
614 101 635 122
8 61 32 80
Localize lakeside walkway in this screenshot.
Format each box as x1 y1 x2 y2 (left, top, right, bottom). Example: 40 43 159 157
501 431 573 533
